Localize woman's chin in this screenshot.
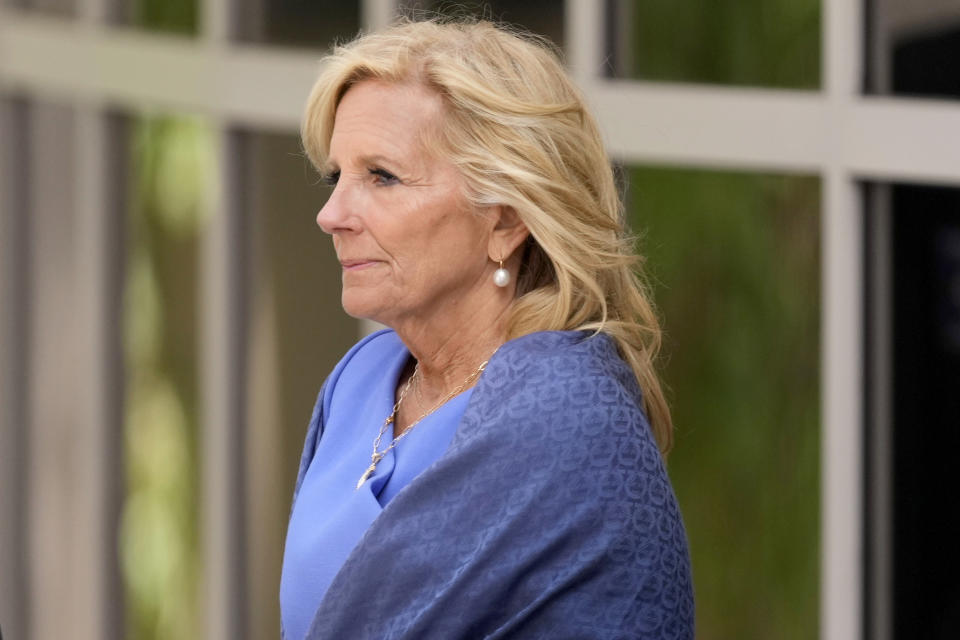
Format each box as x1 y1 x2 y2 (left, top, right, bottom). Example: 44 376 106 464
341 293 387 324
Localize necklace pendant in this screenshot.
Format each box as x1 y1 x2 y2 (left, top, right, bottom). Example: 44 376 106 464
356 462 377 489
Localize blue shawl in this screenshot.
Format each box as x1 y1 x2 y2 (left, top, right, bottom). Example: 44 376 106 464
291 330 694 639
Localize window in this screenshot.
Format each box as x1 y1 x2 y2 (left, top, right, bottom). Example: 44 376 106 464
864 181 960 640
866 0 960 100
627 166 820 638
234 0 360 49
606 0 820 87
402 0 565 49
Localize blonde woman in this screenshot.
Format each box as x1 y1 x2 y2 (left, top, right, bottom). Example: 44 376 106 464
281 19 693 640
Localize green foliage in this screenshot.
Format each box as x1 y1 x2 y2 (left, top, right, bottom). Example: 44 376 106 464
623 3 823 636
122 117 209 640
628 167 821 639
132 0 197 34
627 0 821 88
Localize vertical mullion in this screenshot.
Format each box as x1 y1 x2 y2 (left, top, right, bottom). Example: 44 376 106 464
78 0 109 22
201 1 247 639
204 0 232 44
362 0 396 31
565 0 603 80
820 169 865 640
822 1 865 639
69 2 125 638
824 0 863 99
73 104 124 640
73 5 124 640
201 126 248 640
0 96 30 640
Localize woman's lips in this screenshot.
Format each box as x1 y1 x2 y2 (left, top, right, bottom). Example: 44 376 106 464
340 260 380 271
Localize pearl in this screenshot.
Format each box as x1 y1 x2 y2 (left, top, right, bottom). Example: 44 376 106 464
493 267 511 287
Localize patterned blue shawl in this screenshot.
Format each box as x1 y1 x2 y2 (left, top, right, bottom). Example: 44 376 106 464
292 331 694 639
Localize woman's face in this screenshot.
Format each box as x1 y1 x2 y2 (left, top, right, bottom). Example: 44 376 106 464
316 80 496 327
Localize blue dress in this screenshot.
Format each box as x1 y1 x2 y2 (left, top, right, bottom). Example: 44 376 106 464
280 330 474 640
283 329 694 640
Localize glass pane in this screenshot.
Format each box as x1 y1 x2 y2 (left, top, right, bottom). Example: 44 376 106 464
121 115 211 640
401 0 565 50
864 182 960 639
607 0 820 88
235 0 360 49
866 0 960 99
120 0 198 36
240 130 357 639
626 166 821 638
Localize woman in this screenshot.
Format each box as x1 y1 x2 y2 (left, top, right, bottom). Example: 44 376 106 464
281 18 693 640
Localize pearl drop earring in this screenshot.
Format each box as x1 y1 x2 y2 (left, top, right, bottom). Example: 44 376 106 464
493 258 510 287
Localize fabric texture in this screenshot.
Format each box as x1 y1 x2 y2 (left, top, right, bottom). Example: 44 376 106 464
289 330 694 639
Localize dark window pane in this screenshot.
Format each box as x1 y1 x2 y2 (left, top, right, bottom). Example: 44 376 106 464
607 0 820 88
235 0 360 49
402 0 564 51
627 166 820 638
865 182 960 640
867 0 960 98
867 1 960 99
238 130 357 639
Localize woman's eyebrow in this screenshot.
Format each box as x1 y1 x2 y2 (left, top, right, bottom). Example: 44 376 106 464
324 152 411 175
357 153 405 170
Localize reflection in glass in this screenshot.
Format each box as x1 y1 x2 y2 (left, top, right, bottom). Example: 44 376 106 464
122 116 211 640
627 167 820 638
606 0 820 88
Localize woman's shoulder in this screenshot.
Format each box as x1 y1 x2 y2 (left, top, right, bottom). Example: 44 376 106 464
463 330 654 451
483 329 641 401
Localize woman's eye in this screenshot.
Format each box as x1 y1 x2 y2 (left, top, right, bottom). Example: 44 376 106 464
321 170 340 186
370 168 399 185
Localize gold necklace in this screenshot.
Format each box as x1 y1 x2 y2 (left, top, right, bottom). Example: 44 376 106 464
356 358 489 489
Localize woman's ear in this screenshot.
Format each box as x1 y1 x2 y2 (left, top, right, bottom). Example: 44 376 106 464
488 205 529 261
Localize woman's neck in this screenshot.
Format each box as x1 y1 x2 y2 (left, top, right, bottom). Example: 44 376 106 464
389 293 512 415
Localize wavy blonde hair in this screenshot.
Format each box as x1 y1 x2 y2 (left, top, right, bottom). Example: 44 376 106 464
302 18 674 454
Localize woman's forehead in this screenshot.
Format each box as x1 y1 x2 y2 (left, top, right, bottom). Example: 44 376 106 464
336 80 443 130
328 81 445 164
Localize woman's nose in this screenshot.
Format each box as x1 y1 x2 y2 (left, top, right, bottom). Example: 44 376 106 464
315 185 356 235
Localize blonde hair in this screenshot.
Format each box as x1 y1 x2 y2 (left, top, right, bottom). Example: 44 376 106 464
302 18 674 454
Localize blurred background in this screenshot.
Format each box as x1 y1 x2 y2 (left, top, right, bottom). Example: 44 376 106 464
0 1 958 639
